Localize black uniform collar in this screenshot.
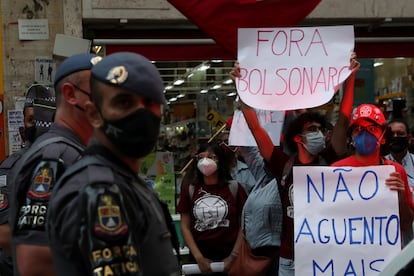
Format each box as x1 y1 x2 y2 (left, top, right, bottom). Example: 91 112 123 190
83 140 138 176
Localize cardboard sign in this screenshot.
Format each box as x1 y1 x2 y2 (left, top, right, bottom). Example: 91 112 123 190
236 25 354 110
294 166 401 275
228 109 284 146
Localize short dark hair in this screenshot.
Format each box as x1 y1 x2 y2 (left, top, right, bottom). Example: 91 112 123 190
388 118 410 134
284 111 326 153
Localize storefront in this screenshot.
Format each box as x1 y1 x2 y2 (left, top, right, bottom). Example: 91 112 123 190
85 20 414 215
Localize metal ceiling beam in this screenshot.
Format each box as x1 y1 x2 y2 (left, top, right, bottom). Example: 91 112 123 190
93 37 414 45
93 38 215 45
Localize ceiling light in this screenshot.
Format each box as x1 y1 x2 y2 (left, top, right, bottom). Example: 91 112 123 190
174 79 185 85
227 92 237 96
169 97 177 102
373 62 384 67
212 59 223 63
223 79 233 84
177 93 185 98
212 84 222 89
187 73 194 78
165 85 173 90
200 89 208 94
93 45 102 54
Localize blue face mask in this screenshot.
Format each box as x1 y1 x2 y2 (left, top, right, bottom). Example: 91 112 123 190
353 130 379 155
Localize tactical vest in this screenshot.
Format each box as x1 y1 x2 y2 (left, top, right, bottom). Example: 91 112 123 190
0 149 28 222
10 137 84 236
52 154 180 276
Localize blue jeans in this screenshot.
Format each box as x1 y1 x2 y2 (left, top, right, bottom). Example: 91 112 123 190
279 257 294 276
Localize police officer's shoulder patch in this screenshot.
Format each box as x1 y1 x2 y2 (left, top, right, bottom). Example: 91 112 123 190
0 191 8 210
94 193 128 237
27 161 55 200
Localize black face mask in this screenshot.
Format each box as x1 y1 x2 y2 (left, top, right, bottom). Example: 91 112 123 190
23 126 37 144
101 108 161 158
389 136 409 154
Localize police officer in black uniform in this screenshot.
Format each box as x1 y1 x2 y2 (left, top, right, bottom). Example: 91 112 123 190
0 84 55 275
47 52 180 276
9 53 102 276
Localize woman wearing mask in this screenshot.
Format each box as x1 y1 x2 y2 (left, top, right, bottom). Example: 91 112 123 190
177 142 247 275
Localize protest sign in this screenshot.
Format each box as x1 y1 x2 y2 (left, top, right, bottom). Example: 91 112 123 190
228 109 284 146
236 25 354 110
294 165 401 276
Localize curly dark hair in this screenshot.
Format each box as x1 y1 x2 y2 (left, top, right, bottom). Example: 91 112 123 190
284 111 326 153
193 142 232 187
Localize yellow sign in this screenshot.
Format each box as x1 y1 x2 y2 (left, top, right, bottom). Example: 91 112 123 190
206 109 226 130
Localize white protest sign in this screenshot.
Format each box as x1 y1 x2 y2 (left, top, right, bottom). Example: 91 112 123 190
237 25 354 110
228 109 284 146
294 166 401 276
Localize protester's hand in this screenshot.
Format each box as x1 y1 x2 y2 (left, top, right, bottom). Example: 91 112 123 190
222 255 235 272
349 52 360 74
230 61 241 81
195 256 213 273
229 61 253 111
385 171 406 193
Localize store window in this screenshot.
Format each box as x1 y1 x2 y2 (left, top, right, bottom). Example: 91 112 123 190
153 59 236 171
372 57 413 127
150 57 414 171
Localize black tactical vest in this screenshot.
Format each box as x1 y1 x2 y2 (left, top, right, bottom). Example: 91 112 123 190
51 152 180 276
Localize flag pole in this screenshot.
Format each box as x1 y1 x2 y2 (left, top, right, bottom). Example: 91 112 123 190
179 124 227 175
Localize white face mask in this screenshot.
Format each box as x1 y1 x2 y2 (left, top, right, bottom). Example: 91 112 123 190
197 158 218 176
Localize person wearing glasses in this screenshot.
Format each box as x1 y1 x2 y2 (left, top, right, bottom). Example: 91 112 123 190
177 142 247 275
332 104 414 247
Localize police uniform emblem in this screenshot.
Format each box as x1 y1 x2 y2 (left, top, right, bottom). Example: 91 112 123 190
95 195 128 236
28 166 52 199
106 66 128 84
90 56 102 66
0 193 7 209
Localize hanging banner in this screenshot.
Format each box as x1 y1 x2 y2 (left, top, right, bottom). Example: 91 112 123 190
167 0 321 57
236 25 354 110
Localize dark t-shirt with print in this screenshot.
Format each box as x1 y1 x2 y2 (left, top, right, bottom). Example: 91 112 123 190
177 182 247 260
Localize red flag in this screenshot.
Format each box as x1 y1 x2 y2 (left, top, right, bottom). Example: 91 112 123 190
167 0 321 58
